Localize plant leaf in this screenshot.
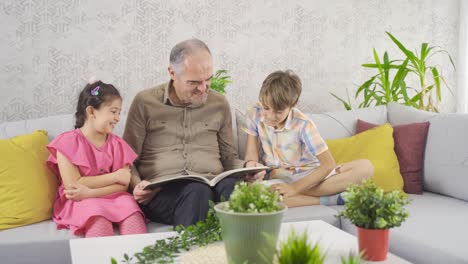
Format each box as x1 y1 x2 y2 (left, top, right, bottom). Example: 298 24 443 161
431 67 441 101
330 93 352 110
386 31 420 70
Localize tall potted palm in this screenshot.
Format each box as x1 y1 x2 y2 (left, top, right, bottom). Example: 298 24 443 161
338 180 409 261
332 32 455 112
214 182 287 264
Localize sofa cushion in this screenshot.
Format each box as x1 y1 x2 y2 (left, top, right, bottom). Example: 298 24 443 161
282 205 341 228
340 192 468 264
308 105 388 140
357 119 430 194
326 124 403 192
387 102 468 202
0 113 128 141
0 219 172 245
0 114 74 141
0 130 58 230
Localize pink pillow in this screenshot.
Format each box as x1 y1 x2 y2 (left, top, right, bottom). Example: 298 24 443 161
356 119 430 194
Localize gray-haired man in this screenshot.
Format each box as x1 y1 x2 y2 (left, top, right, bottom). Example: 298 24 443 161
123 39 265 227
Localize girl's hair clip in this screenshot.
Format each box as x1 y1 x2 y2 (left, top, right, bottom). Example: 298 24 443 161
91 86 100 96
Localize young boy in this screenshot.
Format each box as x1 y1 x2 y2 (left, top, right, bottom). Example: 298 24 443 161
243 70 374 207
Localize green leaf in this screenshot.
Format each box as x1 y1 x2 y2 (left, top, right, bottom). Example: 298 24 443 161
391 58 409 91
112 201 223 263
210 69 232 94
431 67 441 101
420 43 431 61
330 93 352 110
386 32 420 69
228 182 281 213
277 229 326 264
362 63 401 69
355 76 377 97
338 180 409 229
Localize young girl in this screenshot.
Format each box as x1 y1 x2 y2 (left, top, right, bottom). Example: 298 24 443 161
47 80 147 237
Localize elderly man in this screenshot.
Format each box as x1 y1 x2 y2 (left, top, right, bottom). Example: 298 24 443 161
123 39 264 227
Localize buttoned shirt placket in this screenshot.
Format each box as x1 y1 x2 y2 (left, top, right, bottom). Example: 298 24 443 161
182 106 190 175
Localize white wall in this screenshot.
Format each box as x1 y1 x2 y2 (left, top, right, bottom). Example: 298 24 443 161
0 0 460 122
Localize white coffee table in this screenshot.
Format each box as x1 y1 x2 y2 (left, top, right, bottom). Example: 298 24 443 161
70 220 411 264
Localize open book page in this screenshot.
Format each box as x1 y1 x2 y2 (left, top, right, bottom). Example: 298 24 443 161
143 166 269 190
209 166 270 186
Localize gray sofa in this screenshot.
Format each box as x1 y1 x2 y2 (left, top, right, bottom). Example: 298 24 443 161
1 102 467 263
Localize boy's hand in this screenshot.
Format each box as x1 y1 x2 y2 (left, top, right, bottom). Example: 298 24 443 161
272 183 298 198
133 180 161 204
64 183 92 201
243 161 266 183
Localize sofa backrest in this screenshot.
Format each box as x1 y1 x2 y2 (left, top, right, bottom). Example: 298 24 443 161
387 102 468 202
0 114 127 140
234 105 388 160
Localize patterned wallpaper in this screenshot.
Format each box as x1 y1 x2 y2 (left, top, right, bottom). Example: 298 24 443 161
0 0 460 122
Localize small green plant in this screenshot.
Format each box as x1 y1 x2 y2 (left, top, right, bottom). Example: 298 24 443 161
210 69 232 94
276 229 326 264
228 182 282 213
332 31 455 112
338 180 409 229
111 202 221 264
341 252 363 264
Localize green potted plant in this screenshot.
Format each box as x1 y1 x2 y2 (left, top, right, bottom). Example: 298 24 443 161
210 69 232 94
275 229 325 264
338 180 409 261
332 32 455 112
214 182 287 264
341 253 362 264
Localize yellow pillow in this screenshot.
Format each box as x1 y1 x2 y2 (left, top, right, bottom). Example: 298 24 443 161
325 124 403 192
0 130 57 230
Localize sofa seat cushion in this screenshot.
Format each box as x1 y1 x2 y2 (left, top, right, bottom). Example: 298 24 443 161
282 205 341 228
340 192 468 263
0 220 172 245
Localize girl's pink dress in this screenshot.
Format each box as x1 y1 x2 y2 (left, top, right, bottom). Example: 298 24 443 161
47 129 143 235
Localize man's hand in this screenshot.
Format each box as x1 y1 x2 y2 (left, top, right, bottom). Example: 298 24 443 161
133 180 161 204
271 183 298 198
113 167 132 186
64 183 92 201
243 161 266 183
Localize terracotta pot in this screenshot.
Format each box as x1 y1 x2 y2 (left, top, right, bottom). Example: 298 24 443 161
357 226 389 261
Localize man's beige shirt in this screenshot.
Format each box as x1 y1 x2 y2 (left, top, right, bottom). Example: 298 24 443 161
123 81 244 189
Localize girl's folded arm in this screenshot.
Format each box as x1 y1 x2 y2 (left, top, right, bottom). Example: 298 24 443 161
56 151 126 189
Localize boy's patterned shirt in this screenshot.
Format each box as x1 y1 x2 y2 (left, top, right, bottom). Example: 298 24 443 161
243 102 328 181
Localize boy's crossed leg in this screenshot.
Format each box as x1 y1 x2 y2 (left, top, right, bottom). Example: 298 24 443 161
273 159 373 208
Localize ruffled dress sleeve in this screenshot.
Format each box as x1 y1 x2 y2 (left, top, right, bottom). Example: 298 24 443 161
108 134 138 172
47 130 92 179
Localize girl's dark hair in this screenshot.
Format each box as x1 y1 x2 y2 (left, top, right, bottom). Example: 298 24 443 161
75 81 121 128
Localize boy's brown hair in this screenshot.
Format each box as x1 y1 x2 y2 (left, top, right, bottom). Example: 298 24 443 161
259 70 302 111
